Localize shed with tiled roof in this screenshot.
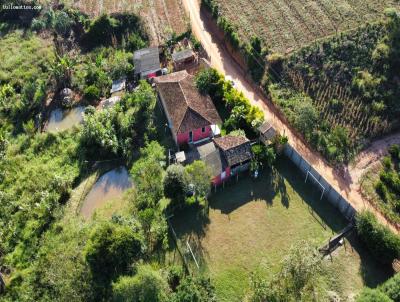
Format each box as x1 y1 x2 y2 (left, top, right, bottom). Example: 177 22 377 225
214 135 253 167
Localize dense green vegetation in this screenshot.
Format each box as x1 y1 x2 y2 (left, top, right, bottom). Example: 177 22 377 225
0 31 53 132
361 144 400 225
357 268 400 301
355 211 400 265
80 82 157 161
195 68 264 138
0 131 81 270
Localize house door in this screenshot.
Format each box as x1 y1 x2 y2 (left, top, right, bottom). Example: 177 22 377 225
189 131 193 143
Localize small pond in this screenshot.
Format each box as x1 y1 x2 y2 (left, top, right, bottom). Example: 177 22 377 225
80 166 133 219
46 106 85 133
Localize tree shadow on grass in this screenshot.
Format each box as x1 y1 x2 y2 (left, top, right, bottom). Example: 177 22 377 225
277 159 347 234
169 205 211 271
170 204 211 239
276 160 392 287
208 167 290 215
342 232 393 288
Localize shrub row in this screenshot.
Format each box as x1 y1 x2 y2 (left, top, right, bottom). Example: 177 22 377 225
355 211 400 265
357 273 400 302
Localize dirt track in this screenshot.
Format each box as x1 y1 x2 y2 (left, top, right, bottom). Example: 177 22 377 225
182 0 399 233
349 132 400 185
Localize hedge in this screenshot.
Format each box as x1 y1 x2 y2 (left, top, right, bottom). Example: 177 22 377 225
357 272 400 302
355 211 400 265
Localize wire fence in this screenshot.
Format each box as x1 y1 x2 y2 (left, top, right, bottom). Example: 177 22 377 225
283 144 356 221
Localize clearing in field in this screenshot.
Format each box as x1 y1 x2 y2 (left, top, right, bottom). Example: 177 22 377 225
63 0 188 44
214 0 400 52
171 160 390 301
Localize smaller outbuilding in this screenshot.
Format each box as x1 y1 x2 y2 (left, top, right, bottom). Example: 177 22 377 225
258 121 276 145
185 135 253 186
101 95 121 109
172 49 197 71
110 78 126 95
133 47 161 79
214 135 253 176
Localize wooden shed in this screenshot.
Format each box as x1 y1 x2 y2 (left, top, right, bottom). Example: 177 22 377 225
172 49 197 71
258 121 277 145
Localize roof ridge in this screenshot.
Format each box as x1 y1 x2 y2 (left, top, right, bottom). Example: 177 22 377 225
180 75 214 125
176 80 190 131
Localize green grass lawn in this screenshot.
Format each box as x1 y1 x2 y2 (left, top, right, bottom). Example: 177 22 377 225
171 160 391 301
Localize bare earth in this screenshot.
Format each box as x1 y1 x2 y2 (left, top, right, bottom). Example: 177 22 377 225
182 0 399 233
349 133 400 185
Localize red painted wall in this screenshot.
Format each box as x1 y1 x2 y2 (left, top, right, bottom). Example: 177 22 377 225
212 166 231 186
176 125 212 145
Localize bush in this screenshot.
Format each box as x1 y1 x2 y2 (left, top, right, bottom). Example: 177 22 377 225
356 288 392 302
380 273 400 302
389 144 400 159
54 11 74 36
81 13 147 50
163 164 188 207
252 143 276 167
84 222 144 283
31 18 46 32
112 265 168 302
171 276 216 302
83 85 100 103
355 211 400 265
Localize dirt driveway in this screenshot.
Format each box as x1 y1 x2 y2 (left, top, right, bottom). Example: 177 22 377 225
182 0 399 233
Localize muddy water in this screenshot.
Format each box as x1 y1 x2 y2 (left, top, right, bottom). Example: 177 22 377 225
47 106 85 133
80 167 133 219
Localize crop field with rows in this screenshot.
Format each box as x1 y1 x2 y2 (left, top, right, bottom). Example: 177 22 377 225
269 15 400 164
214 0 400 52
64 0 188 44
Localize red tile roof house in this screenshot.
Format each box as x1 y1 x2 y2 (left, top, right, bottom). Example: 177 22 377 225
188 135 253 186
154 70 222 148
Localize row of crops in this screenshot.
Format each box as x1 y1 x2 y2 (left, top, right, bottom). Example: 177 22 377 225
215 0 400 52
267 13 400 164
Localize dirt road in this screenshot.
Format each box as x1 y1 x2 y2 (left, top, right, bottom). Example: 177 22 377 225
182 0 399 233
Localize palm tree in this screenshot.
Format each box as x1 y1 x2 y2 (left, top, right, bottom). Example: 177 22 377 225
51 54 76 89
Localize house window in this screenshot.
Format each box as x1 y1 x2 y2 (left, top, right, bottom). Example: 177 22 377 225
201 127 206 133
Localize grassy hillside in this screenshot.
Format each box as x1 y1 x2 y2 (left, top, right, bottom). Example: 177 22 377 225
213 0 400 52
